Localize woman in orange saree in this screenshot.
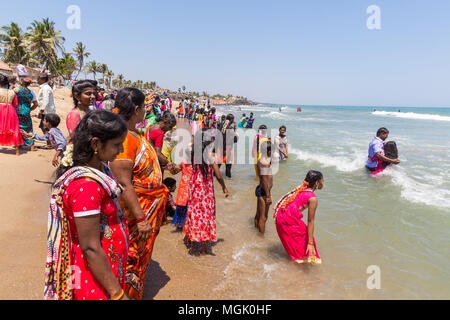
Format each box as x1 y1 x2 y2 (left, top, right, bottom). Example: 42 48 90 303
110 88 168 300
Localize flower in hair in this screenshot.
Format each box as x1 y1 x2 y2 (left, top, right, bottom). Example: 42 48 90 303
61 144 74 167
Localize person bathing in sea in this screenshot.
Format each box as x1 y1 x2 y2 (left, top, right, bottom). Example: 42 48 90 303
254 139 273 235
274 125 288 161
366 127 400 174
245 112 255 129
273 170 324 264
237 114 247 128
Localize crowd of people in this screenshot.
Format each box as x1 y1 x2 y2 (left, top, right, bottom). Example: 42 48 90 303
0 73 402 300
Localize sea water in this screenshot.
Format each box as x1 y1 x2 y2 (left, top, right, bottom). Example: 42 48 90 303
206 104 450 299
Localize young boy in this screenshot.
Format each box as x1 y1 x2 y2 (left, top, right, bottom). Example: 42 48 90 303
254 139 273 235
163 177 177 224
24 114 67 167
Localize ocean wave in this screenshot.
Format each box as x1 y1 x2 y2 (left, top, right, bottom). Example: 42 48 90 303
291 148 366 172
261 111 292 121
382 166 450 209
260 112 344 123
372 111 450 122
236 105 279 113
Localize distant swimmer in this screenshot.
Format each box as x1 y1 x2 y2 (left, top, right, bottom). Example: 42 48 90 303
279 107 282 112
366 127 401 175
245 112 255 129
297 107 302 112
237 113 247 128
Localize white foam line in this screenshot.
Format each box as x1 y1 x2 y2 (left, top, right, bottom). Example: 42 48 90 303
291 148 367 172
383 166 450 209
372 111 450 122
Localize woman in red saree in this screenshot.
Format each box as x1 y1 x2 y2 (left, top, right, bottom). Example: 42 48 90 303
273 171 324 264
0 74 22 155
44 110 129 300
110 88 168 300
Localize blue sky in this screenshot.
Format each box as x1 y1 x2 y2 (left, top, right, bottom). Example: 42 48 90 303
2 0 450 107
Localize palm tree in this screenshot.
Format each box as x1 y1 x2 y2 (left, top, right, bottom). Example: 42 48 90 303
104 69 114 89
55 53 77 80
115 74 124 88
73 42 90 80
86 60 100 80
30 20 63 70
26 18 65 74
98 63 108 85
0 22 26 63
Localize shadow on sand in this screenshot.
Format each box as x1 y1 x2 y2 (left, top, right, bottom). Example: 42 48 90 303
142 260 171 300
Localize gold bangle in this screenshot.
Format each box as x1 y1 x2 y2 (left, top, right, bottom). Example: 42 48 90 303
111 289 124 301
308 242 314 246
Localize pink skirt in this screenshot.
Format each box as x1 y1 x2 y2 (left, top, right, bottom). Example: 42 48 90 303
276 210 321 264
0 103 23 146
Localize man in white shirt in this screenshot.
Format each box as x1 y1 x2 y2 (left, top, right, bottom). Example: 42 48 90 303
16 64 28 81
37 74 56 148
37 73 56 116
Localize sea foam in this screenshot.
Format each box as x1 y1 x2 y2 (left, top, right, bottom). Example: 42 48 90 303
291 148 366 172
372 111 450 122
383 166 450 210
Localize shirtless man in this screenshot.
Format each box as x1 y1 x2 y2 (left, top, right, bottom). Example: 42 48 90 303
254 140 273 235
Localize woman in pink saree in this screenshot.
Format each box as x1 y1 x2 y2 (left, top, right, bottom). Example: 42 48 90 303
273 170 324 264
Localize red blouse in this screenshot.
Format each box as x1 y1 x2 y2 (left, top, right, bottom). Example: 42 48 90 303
62 178 129 300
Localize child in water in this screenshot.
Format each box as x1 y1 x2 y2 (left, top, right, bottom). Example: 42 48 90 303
254 140 273 235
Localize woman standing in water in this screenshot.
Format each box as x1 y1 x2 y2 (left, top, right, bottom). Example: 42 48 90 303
273 171 324 264
274 125 288 161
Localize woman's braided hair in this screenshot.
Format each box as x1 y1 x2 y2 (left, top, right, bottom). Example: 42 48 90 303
273 170 323 220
